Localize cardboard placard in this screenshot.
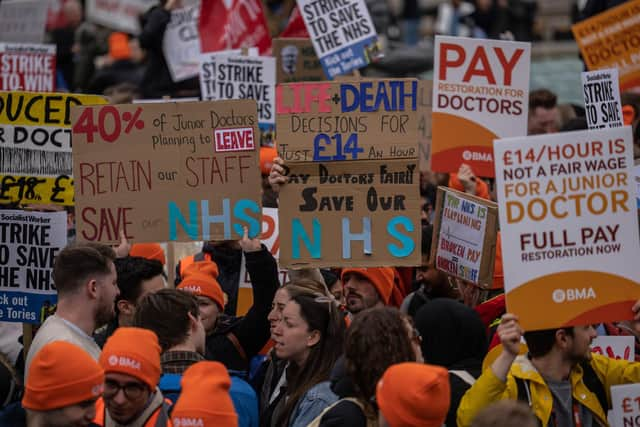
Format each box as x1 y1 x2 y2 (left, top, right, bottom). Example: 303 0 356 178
418 80 433 172
0 91 107 206
582 69 624 130
493 127 640 331
85 0 157 35
0 210 66 324
0 44 56 92
297 0 379 79
273 38 325 83
430 187 498 286
163 3 201 82
276 79 418 162
71 100 262 244
0 0 48 43
201 55 276 126
572 0 640 91
611 383 640 427
432 36 530 177
279 159 420 268
591 336 635 361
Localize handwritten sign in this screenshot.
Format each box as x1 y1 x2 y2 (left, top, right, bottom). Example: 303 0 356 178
71 100 262 243
0 44 56 92
276 80 418 163
432 36 530 177
273 38 324 83
494 127 640 330
591 336 635 361
572 0 640 90
611 383 640 427
163 4 200 82
0 210 66 324
582 69 624 130
418 80 433 171
431 187 498 286
0 91 107 206
279 159 420 268
297 0 379 78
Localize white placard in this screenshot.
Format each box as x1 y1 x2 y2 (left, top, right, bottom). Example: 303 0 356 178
163 3 201 82
0 0 47 43
592 335 635 361
611 383 640 427
582 68 624 130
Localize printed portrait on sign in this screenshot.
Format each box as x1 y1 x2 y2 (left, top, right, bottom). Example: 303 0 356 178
281 45 298 75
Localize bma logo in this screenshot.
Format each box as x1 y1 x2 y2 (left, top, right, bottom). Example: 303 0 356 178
552 288 596 303
114 356 141 370
173 418 204 427
462 150 493 162
183 285 202 293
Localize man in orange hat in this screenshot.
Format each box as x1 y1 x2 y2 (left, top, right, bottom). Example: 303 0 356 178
95 327 170 426
376 362 451 427
341 267 396 315
171 361 238 427
4 341 105 427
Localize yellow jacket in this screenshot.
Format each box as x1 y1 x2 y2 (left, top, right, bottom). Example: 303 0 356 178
457 353 640 427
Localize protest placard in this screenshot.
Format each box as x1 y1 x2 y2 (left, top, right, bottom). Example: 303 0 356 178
572 0 640 91
200 55 275 126
611 383 640 427
432 36 530 177
199 0 271 55
591 335 635 361
430 187 498 286
279 159 420 268
276 79 418 162
199 49 258 101
418 80 432 171
0 44 56 92
85 0 156 35
494 127 640 331
273 38 324 83
163 3 201 82
0 0 48 43
582 69 624 130
71 99 262 244
297 0 379 79
635 164 640 209
0 210 66 324
0 91 107 206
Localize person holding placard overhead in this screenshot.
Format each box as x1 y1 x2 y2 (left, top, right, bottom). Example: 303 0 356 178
457 302 640 427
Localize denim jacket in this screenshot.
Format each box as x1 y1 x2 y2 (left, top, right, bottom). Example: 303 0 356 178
289 381 338 427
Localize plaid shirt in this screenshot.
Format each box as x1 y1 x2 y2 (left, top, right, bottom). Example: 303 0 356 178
160 351 204 374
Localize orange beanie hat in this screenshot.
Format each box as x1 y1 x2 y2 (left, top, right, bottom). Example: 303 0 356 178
23 341 104 411
260 146 277 176
183 259 220 279
341 267 395 304
172 361 238 427
448 174 491 201
376 362 450 427
130 243 166 265
178 273 225 311
109 32 131 60
100 327 161 390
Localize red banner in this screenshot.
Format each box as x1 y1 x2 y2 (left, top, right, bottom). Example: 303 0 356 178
280 6 309 38
198 0 271 54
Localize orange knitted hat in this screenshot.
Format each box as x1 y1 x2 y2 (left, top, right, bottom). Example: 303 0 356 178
100 327 161 390
178 273 225 311
23 341 104 410
260 146 278 176
183 259 220 279
172 361 238 427
129 243 166 265
341 267 395 304
376 362 451 427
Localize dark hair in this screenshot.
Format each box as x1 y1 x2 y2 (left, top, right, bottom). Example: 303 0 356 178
115 256 164 304
524 327 573 358
345 307 416 414
278 288 345 426
134 289 199 352
320 269 339 288
471 400 538 427
53 243 116 295
529 89 557 111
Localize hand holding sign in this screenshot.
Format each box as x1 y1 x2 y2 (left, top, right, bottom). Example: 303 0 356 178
497 313 523 357
268 157 288 193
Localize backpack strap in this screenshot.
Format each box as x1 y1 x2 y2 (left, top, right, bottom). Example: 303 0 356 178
580 360 609 412
154 400 171 427
449 370 477 386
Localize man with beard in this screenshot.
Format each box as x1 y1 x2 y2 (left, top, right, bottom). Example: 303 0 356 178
457 307 640 427
341 267 395 315
25 243 119 375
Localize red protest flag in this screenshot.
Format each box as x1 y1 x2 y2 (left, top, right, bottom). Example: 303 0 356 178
198 0 272 54
280 6 309 38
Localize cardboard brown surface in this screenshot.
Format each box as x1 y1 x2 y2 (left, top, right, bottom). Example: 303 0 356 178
275 79 419 162
273 38 325 84
279 159 421 268
71 100 262 244
430 186 498 287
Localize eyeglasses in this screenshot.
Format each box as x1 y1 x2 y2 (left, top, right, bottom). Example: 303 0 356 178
103 379 147 400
